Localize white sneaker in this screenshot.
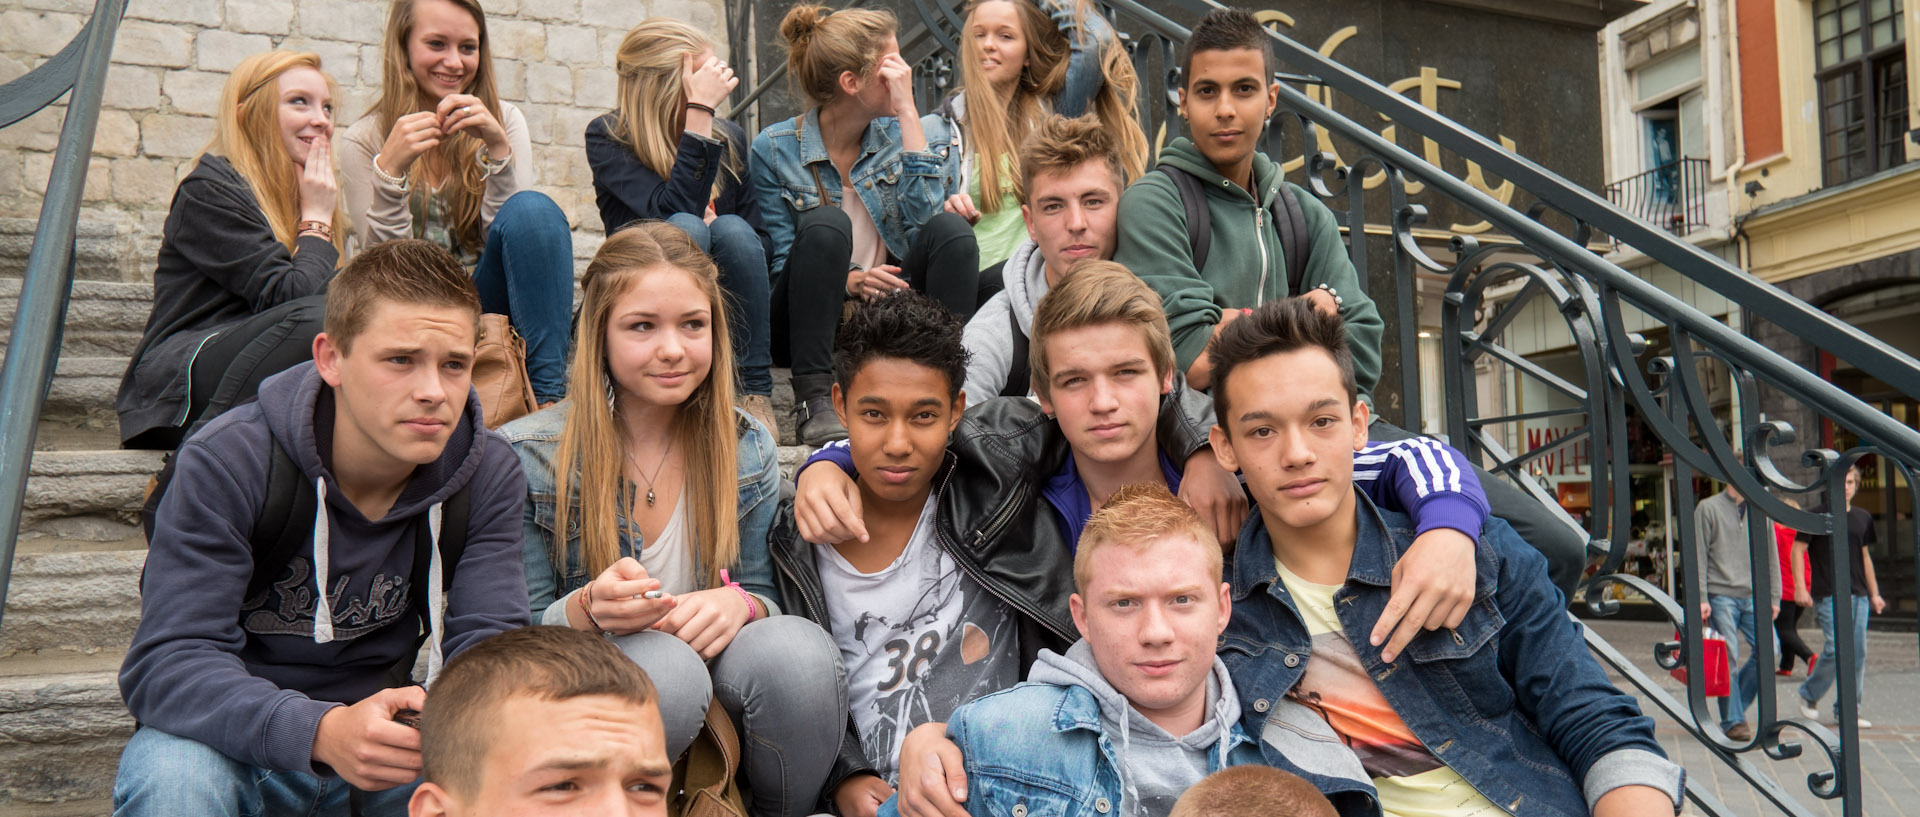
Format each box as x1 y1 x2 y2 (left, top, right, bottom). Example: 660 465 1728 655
1858 718 1873 729
1800 703 1821 721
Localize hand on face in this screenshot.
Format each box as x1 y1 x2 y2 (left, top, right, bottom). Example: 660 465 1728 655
682 51 739 111
874 52 917 119
298 133 338 224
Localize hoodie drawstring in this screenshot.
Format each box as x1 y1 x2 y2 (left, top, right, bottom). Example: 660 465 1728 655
424 501 447 685
311 477 334 644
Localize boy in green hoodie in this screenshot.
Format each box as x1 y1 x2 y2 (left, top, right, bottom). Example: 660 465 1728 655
1112 8 1381 395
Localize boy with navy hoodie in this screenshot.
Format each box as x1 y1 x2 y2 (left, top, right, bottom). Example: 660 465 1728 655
114 239 532 816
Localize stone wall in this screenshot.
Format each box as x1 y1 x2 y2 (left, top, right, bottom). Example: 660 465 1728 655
0 0 728 281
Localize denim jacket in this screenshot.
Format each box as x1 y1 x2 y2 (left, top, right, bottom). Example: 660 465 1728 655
504 403 783 622
749 108 959 274
1220 492 1683 817
878 643 1261 817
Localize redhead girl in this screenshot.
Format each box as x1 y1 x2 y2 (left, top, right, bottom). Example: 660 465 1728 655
939 0 1149 270
342 0 573 406
751 4 982 446
118 51 347 450
587 18 777 435
505 223 844 817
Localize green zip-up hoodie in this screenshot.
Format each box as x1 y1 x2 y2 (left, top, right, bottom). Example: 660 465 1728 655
1113 137 1382 397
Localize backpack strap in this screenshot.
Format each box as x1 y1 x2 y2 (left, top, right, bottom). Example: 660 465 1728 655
1273 181 1311 296
245 443 316 603
1002 307 1031 397
1157 165 1211 273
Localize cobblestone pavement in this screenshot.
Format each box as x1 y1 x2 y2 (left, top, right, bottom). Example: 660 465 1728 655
1583 617 1920 816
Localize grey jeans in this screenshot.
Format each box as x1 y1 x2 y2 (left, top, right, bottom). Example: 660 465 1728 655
611 616 846 817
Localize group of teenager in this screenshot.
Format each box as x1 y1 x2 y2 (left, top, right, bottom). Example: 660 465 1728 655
113 0 1684 815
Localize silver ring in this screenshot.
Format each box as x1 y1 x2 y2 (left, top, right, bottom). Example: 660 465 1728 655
460 105 471 114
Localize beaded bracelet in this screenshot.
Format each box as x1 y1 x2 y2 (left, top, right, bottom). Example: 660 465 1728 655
369 153 410 190
719 568 758 623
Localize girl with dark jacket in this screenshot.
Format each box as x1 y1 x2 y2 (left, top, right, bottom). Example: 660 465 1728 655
587 18 776 435
118 50 346 450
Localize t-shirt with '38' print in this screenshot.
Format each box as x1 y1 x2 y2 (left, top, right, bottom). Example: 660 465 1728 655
816 494 1023 784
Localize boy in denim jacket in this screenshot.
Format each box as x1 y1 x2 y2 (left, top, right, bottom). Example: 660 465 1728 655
1206 300 1683 817
883 483 1260 817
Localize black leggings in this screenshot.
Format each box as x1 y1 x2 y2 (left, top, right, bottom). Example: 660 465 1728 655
773 208 980 392
126 295 326 450
1777 600 1817 671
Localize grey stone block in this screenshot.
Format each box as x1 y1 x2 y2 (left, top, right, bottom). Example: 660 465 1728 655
0 671 130 807
0 219 122 282
0 549 145 659
23 449 165 532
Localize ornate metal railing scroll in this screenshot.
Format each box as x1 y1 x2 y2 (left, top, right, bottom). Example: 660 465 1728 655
0 0 128 631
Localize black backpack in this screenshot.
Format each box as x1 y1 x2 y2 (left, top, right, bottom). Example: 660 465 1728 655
139 440 471 646
1157 164 1311 295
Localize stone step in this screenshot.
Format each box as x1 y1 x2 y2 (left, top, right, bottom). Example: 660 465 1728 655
35 357 126 430
0 548 145 661
0 278 151 360
0 670 131 809
0 218 129 283
22 449 163 543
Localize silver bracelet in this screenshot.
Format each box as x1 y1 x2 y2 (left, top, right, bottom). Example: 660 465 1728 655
1314 282 1343 308
369 153 409 190
475 145 510 177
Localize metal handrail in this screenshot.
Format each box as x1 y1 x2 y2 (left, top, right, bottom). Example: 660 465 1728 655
0 0 129 629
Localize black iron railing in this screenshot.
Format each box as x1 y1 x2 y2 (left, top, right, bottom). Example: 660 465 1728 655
0 0 127 631
723 1 1918 814
1604 157 1712 237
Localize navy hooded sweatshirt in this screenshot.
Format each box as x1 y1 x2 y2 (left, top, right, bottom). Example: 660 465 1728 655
119 362 530 773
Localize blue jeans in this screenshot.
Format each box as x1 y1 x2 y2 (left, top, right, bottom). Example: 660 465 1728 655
1800 594 1870 716
474 190 575 403
113 726 414 817
666 212 773 396
610 616 845 817
1708 594 1772 729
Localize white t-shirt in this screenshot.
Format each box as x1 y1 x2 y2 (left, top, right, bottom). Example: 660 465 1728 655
841 177 888 273
639 494 697 596
815 496 1022 784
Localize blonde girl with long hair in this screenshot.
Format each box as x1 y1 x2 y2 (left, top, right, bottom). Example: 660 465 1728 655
587 18 778 436
118 50 347 450
341 0 574 406
505 223 844 817
938 0 1148 270
752 4 984 447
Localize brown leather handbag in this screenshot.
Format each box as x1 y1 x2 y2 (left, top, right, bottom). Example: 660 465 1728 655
471 313 537 428
672 700 749 817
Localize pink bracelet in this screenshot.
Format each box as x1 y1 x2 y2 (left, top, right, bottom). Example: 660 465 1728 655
719 569 758 623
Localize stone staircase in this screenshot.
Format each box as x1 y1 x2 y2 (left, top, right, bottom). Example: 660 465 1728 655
0 218 812 813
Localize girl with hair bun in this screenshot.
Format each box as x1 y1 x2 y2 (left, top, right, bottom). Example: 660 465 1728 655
341 0 574 407
118 50 346 450
938 0 1148 270
751 3 981 446
587 18 777 436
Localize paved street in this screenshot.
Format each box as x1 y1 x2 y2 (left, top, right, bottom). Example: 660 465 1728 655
1583 617 1919 816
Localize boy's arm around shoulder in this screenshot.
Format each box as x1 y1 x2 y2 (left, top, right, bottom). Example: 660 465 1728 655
440 431 533 659
118 433 340 773
1292 184 1382 397
1483 518 1684 814
1113 174 1219 372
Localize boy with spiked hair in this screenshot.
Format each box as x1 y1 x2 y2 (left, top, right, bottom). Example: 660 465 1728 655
115 239 532 816
1207 299 1682 816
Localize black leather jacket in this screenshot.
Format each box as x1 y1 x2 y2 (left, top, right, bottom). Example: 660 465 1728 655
767 382 1218 804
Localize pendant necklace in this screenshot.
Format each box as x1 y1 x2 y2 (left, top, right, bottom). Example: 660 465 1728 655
623 436 674 507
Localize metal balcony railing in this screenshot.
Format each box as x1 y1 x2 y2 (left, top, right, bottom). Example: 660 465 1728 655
1605 157 1712 237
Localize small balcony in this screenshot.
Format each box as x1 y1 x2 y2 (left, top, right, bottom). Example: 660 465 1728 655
1604 158 1711 236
